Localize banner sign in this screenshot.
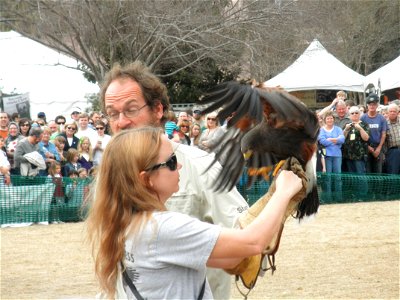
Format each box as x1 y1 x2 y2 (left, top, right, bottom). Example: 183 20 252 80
2 93 31 118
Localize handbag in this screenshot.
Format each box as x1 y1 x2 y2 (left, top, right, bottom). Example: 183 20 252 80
121 262 206 300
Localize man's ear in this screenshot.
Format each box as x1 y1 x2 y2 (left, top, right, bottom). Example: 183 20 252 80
152 101 164 121
139 171 153 187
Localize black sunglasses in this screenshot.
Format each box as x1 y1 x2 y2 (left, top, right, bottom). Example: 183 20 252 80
96 127 104 130
145 153 177 172
57 122 66 125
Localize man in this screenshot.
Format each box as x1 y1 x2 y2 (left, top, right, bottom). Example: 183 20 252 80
75 113 98 147
385 103 400 174
14 127 43 176
37 112 47 124
89 111 102 129
71 110 80 122
47 120 60 141
193 107 206 130
318 91 351 129
101 61 248 299
55 115 67 132
0 112 10 139
361 93 387 173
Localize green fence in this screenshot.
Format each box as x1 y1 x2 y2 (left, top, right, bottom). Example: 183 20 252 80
1 173 400 226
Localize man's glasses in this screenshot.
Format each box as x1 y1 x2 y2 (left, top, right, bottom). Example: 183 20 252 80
57 122 66 125
145 153 177 172
96 127 104 130
107 104 148 121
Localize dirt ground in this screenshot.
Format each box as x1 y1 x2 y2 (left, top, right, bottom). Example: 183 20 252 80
1 200 399 299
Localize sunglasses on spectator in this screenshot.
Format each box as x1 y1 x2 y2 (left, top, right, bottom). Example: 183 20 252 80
350 112 359 115
145 153 177 172
67 127 76 130
207 118 216 121
180 125 189 128
57 121 66 125
38 123 45 126
96 127 104 130
21 123 30 127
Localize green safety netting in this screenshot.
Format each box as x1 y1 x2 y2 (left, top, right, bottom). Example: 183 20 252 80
1 173 399 226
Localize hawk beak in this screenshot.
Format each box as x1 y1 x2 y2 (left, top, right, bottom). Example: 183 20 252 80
243 150 253 160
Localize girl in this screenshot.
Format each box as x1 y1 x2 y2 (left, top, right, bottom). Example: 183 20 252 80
54 135 68 169
86 127 301 299
77 136 93 171
63 148 82 177
47 161 64 224
190 123 202 147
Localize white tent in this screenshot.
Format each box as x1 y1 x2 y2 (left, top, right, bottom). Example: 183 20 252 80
365 55 400 92
0 31 99 120
264 39 365 92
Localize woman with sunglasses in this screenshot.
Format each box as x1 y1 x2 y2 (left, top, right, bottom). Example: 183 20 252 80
172 119 191 145
87 127 302 299
93 120 111 166
18 118 31 137
58 120 79 152
198 112 223 153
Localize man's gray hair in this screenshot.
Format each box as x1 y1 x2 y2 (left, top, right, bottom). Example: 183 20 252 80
29 127 43 138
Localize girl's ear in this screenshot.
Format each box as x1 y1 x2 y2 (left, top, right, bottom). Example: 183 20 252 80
139 171 153 187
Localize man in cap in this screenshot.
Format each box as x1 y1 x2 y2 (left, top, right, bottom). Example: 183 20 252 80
71 110 81 122
360 93 387 173
37 112 47 124
192 107 205 130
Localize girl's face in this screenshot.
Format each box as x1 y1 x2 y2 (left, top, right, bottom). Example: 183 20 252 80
79 171 87 178
146 136 181 203
73 154 79 162
81 140 90 150
56 141 65 150
55 166 61 174
192 126 200 137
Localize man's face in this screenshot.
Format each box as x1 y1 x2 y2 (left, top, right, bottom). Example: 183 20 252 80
388 107 399 121
92 113 101 123
79 117 89 129
0 113 9 127
336 104 347 118
367 102 378 113
104 78 163 133
48 122 58 133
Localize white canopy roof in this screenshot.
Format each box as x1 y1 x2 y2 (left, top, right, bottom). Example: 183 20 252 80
365 55 400 92
0 31 99 120
264 39 365 92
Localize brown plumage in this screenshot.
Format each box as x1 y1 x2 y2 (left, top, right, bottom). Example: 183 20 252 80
199 81 320 218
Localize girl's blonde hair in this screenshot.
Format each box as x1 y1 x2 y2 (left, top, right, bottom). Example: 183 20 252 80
86 127 167 297
78 136 93 161
190 123 201 146
66 148 79 163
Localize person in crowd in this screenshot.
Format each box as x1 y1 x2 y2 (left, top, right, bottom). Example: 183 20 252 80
86 127 302 299
0 136 11 185
11 112 20 123
99 61 249 299
164 111 179 139
54 135 68 171
63 148 82 177
37 112 47 124
197 112 224 153
47 120 60 141
172 119 191 145
58 120 79 152
190 123 202 147
38 127 60 176
318 91 351 129
361 93 387 173
178 111 189 123
78 167 88 178
54 115 67 133
13 127 43 176
358 104 366 116
342 106 370 173
192 107 206 130
385 103 400 174
90 111 102 129
0 112 10 139
18 118 31 137
5 122 24 175
35 118 46 127
76 113 97 147
318 111 345 173
71 110 81 122
88 165 98 177
93 120 111 166
77 136 93 171
47 160 64 224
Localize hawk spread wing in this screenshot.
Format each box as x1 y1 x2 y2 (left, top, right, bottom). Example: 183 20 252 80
199 81 320 218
